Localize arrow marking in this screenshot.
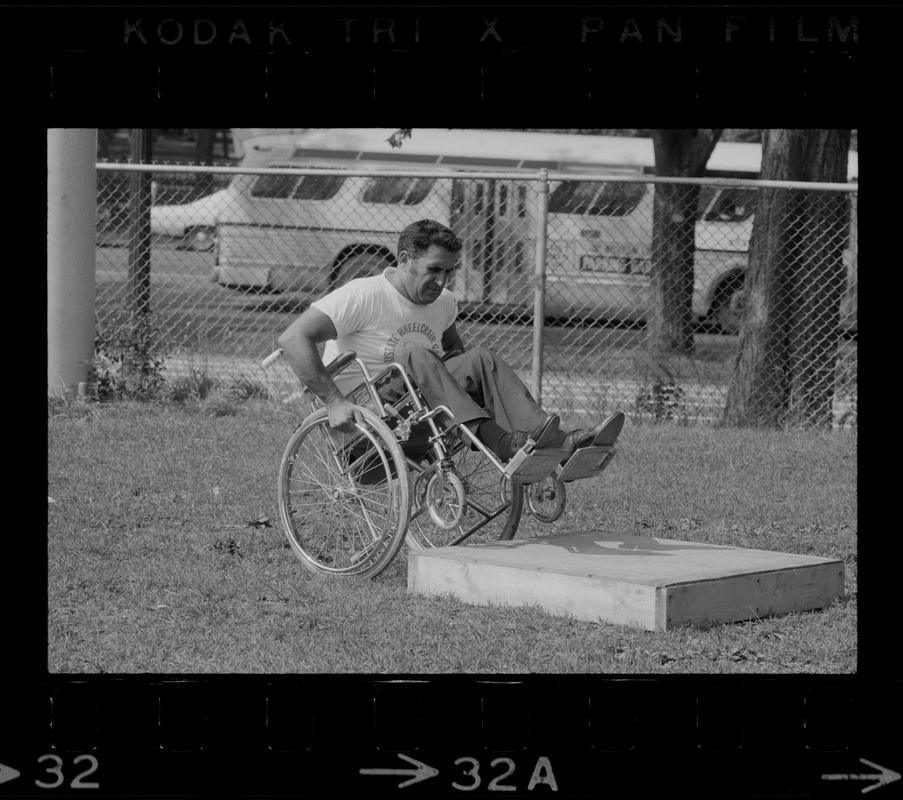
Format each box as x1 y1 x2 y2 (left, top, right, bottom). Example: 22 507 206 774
822 758 902 794
360 753 439 789
0 763 21 786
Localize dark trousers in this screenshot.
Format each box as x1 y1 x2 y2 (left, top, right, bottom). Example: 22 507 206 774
350 347 549 477
385 347 548 434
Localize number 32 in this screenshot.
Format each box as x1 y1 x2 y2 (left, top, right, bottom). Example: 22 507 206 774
35 754 100 789
452 757 516 792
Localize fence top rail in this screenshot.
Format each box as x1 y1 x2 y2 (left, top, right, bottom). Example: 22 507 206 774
96 161 858 192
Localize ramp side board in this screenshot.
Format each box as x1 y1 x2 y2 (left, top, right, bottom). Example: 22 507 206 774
406 532 845 631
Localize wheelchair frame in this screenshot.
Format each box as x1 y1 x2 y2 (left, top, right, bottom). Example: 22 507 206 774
264 348 614 579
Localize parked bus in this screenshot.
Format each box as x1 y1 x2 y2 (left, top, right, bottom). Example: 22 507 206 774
151 128 857 333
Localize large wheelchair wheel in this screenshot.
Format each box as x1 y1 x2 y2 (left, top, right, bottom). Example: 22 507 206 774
405 439 524 549
278 406 411 578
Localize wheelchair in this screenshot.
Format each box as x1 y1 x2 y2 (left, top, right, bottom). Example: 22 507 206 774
262 348 620 579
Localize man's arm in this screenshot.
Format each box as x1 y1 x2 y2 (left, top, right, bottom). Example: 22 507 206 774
441 322 466 357
277 307 358 433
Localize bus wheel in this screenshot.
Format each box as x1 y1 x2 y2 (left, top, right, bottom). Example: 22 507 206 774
181 226 216 252
335 252 392 287
714 276 745 335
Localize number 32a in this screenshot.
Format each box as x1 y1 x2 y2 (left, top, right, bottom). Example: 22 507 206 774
452 756 557 792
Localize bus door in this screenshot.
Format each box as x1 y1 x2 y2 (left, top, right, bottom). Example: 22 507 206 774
451 177 532 307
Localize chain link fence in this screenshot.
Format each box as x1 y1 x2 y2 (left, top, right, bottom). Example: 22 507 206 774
94 163 857 429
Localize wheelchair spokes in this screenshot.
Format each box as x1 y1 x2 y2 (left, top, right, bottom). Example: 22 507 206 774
424 468 467 530
525 473 567 523
405 439 524 550
279 406 410 578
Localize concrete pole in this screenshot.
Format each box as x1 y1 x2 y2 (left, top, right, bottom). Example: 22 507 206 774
48 129 97 397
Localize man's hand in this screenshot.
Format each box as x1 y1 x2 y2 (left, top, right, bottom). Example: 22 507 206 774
326 396 360 435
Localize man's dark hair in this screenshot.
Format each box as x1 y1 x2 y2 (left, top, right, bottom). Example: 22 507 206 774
397 219 462 257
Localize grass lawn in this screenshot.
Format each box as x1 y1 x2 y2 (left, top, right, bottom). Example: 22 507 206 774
47 396 857 674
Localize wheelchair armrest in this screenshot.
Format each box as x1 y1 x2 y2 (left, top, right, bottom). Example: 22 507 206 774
302 351 358 397
324 350 357 377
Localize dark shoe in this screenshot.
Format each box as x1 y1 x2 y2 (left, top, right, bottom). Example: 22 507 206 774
561 412 626 458
591 411 625 446
505 414 561 461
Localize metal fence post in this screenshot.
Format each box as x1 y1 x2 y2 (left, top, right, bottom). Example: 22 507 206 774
531 170 549 403
127 129 153 316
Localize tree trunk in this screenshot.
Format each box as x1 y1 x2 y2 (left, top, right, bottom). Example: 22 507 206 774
648 130 722 356
722 129 851 429
720 136 796 427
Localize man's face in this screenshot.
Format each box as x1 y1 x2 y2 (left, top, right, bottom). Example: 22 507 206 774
397 244 458 305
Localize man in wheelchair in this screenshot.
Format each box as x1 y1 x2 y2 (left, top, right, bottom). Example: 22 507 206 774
277 219 623 472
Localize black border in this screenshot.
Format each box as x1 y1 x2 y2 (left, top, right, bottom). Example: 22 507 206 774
20 3 894 798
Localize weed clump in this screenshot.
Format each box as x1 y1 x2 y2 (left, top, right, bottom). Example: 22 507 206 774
92 309 165 401
634 374 688 423
87 310 271 411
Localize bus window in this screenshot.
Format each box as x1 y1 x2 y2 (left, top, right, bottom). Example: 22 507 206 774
702 186 757 222
292 173 346 200
251 173 299 199
362 175 436 205
549 180 646 216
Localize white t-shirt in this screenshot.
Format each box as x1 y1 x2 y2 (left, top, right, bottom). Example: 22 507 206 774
311 268 458 395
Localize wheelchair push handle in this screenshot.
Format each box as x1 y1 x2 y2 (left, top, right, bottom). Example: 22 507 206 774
261 349 284 369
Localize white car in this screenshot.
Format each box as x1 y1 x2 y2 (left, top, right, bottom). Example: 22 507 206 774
150 187 248 251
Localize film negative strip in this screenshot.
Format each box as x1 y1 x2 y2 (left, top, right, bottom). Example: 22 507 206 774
22 2 899 798
36 5 864 122
0 678 900 796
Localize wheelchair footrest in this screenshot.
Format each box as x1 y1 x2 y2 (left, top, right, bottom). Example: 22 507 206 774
506 447 571 484
557 445 616 482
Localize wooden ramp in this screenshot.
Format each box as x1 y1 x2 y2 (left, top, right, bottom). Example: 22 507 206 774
406 531 845 631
